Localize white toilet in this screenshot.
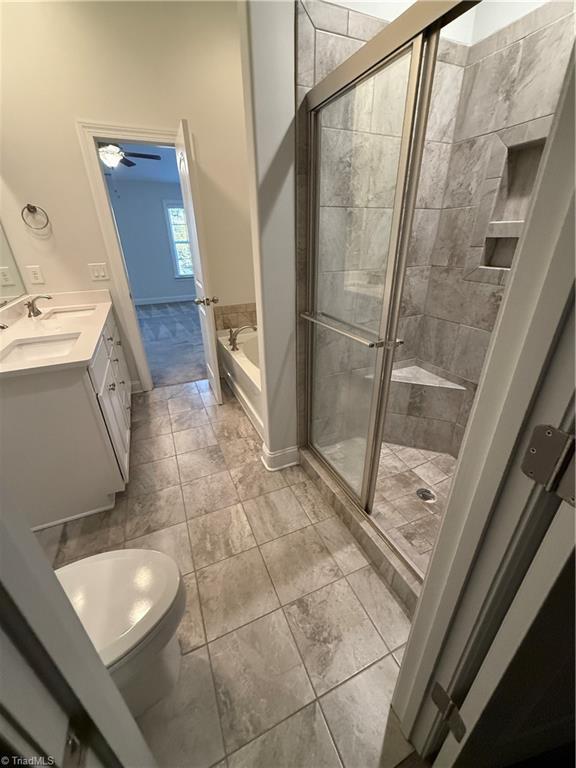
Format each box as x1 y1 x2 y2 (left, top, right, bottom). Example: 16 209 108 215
56 549 186 717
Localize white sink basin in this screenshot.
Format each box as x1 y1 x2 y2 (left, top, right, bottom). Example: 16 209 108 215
0 333 81 366
42 304 97 321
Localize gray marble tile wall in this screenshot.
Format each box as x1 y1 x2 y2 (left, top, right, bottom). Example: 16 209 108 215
417 6 573 454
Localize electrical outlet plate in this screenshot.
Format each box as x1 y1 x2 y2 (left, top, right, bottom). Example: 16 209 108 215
88 263 109 281
26 265 45 284
0 267 15 286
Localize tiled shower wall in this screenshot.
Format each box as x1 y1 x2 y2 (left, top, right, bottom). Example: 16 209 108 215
296 0 574 456
407 2 574 455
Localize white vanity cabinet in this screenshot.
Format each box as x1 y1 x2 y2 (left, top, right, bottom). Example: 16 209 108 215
89 313 131 478
0 306 132 529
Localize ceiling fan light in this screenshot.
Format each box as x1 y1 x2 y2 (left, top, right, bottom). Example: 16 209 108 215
98 144 123 168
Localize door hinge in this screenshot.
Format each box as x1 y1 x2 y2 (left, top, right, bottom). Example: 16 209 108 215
62 726 86 768
431 682 466 742
521 425 575 507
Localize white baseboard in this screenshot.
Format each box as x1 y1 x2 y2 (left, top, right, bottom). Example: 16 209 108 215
261 443 300 472
134 294 197 306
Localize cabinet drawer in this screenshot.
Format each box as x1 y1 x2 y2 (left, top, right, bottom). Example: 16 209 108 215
89 337 109 394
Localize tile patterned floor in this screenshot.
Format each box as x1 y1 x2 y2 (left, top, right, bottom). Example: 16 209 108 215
35 381 415 768
137 301 207 387
372 443 456 575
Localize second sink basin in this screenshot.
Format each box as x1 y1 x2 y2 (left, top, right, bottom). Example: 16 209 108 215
41 304 97 321
0 333 81 366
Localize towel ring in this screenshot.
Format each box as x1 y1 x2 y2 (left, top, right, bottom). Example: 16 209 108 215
21 204 50 231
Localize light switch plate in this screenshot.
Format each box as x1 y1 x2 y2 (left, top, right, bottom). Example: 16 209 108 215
88 262 109 281
0 267 15 286
26 265 45 284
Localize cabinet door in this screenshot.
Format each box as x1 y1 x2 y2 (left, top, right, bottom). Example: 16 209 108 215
98 362 129 479
111 341 131 427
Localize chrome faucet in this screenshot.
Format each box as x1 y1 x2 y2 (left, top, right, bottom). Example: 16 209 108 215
25 295 52 318
228 325 256 352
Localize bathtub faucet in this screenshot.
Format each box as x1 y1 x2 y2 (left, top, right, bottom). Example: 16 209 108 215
229 325 257 352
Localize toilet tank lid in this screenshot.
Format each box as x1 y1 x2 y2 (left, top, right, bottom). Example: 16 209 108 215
56 549 181 667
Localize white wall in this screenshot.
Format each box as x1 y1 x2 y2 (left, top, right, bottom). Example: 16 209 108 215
0 1 255 307
105 179 195 304
240 0 298 468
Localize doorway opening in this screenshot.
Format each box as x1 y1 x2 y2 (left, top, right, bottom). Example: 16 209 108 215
100 140 206 387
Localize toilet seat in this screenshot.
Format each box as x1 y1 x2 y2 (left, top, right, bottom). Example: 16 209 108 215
56 549 181 668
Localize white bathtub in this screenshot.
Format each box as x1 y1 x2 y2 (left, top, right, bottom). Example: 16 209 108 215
217 330 263 438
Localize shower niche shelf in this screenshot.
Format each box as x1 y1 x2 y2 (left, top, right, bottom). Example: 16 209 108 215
482 139 545 270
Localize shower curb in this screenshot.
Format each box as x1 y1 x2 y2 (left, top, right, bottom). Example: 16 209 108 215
299 449 421 618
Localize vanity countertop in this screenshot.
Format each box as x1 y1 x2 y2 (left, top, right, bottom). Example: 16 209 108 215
0 290 113 378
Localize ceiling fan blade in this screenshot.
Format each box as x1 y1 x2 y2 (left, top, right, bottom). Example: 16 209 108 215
120 157 136 167
124 152 162 161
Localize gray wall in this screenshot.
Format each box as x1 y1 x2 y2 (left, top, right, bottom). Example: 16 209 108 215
296 0 574 456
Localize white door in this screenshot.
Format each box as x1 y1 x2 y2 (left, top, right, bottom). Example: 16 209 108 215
392 61 575 756
175 119 222 403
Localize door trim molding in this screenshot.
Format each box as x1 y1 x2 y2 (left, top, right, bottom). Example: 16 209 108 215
76 119 179 392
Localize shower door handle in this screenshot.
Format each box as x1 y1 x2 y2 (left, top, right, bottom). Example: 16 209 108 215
300 313 385 348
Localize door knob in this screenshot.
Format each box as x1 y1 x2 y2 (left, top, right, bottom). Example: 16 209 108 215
193 297 220 306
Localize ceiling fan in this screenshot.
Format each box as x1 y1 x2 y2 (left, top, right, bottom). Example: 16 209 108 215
97 142 161 169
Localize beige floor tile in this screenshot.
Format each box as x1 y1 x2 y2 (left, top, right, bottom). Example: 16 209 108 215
285 579 387 695
197 548 279 640
320 655 412 768
243 488 310 544
260 526 342 604
347 566 411 651
182 471 240 518
138 647 224 768
178 572 206 654
125 485 185 540
227 702 341 768
314 516 369 575
210 610 314 752
127 522 194 575
188 504 256 568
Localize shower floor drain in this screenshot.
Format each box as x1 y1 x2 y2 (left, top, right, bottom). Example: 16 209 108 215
416 487 437 503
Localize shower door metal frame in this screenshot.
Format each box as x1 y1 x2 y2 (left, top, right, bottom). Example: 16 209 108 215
302 0 479 520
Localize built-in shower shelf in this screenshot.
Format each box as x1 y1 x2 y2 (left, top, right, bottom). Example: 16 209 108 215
486 220 524 238
390 364 465 389
361 364 465 389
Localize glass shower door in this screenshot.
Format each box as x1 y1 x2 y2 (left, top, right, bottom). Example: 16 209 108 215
305 38 425 500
